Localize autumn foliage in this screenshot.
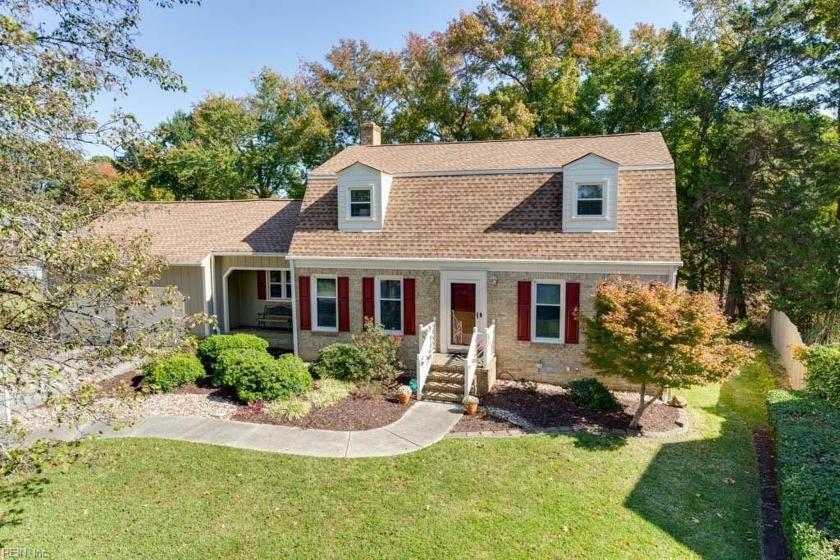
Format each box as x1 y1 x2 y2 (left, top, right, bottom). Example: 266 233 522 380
582 279 753 428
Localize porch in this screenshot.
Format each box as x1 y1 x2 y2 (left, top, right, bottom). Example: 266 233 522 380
416 317 497 403
230 326 293 351
223 268 294 350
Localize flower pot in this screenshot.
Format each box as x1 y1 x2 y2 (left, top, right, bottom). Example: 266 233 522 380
464 403 478 415
397 394 411 405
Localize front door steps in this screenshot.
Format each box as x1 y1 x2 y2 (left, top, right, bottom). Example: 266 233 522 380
423 353 493 404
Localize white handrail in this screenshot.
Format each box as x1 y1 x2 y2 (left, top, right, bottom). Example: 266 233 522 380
415 317 436 401
482 320 496 368
464 327 478 398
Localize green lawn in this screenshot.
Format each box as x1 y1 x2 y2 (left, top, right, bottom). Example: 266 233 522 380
0 351 782 559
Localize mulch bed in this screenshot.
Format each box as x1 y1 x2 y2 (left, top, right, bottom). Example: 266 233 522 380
97 371 236 399
454 410 521 432
231 393 412 431
452 383 682 433
753 427 790 560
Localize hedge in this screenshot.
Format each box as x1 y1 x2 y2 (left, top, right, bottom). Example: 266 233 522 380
142 353 205 394
213 349 311 404
797 344 840 406
767 389 840 559
196 334 268 372
568 378 620 411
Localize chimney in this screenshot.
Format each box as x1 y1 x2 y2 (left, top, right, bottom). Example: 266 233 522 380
360 122 381 146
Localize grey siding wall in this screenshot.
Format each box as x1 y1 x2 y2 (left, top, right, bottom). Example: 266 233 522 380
153 265 206 336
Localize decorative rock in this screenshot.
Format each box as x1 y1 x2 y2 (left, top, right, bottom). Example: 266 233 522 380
668 395 688 408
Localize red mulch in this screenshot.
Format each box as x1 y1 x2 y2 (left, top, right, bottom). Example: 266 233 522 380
453 383 682 433
231 392 412 431
454 410 521 432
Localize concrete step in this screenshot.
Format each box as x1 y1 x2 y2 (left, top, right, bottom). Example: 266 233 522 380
424 381 463 395
427 370 465 383
422 391 462 404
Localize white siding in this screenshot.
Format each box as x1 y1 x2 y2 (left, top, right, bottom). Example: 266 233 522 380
336 162 392 232
562 154 619 232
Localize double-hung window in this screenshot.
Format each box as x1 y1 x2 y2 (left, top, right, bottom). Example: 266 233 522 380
532 281 563 342
376 278 403 333
314 277 338 331
268 270 291 300
576 183 604 216
349 188 372 218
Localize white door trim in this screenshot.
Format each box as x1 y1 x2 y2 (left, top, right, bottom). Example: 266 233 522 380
439 270 487 353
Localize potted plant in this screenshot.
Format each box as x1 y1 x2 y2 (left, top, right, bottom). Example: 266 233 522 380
462 395 479 415
395 385 412 404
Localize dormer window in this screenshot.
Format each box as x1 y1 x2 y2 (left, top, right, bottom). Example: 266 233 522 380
576 183 604 217
349 187 372 218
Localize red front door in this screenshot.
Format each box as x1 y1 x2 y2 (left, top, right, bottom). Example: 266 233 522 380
450 282 476 346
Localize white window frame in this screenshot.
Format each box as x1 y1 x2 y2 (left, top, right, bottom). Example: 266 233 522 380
531 280 565 344
347 185 374 221
311 275 339 332
375 276 403 334
267 270 292 301
574 181 606 218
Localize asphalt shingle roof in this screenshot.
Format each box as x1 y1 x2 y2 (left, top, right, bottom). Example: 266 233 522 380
93 200 300 263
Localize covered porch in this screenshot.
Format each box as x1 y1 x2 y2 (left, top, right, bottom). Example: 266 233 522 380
223 267 294 350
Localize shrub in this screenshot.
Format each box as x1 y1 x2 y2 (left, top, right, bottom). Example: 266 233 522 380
309 343 368 381
213 349 312 404
196 334 268 372
796 344 840 405
568 378 620 411
351 319 403 384
767 389 840 559
265 399 312 420
142 353 204 394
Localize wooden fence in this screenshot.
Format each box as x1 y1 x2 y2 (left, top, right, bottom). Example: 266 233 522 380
769 310 807 390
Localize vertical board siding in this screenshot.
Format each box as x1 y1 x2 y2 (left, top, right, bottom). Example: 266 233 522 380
770 310 807 390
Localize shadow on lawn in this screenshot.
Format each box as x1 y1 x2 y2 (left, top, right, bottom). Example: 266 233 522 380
0 476 47 542
623 377 763 559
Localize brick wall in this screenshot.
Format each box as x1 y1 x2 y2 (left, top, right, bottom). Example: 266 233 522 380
487 271 670 391
295 268 439 365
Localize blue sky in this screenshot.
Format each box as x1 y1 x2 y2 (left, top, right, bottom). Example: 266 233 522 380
92 0 689 154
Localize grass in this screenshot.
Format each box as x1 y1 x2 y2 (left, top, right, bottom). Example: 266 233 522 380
0 351 783 559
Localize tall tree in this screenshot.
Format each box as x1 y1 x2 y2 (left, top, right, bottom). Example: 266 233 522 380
0 0 198 473
303 39 402 143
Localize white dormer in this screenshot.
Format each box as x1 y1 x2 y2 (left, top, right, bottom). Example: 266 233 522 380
336 161 392 232
562 153 619 233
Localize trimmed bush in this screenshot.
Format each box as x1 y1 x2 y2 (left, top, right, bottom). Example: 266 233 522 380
196 334 268 372
796 344 840 405
767 389 840 559
142 353 204 394
309 343 368 381
568 378 620 411
351 319 403 384
213 350 312 404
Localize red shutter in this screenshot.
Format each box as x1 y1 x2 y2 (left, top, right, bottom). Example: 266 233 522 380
565 282 580 344
362 277 375 323
403 278 416 335
257 270 267 300
517 281 531 341
338 277 350 332
298 276 311 331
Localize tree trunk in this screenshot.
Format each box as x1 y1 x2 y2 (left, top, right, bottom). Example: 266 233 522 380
629 383 665 430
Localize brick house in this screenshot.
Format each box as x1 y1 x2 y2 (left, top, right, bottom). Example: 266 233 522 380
97 124 681 402
289 123 680 400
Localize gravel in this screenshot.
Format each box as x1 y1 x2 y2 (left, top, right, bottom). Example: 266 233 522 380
18 392 239 430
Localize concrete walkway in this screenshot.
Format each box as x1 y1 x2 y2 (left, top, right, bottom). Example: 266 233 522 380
29 401 463 458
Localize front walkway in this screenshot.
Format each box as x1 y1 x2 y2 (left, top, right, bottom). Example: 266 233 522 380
29 401 462 458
